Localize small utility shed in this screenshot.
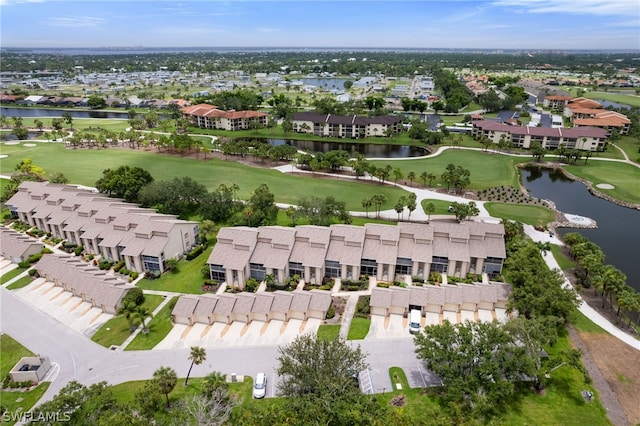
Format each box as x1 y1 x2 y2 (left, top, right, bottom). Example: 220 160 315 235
308 290 332 319
193 295 218 325
290 290 312 320
172 295 199 325
10 356 51 384
251 292 275 322
271 291 293 322
212 294 237 324
232 293 256 323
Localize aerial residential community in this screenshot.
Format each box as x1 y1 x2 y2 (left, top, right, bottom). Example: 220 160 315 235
1 1 639 425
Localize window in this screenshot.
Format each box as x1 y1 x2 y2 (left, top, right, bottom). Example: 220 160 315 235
142 255 161 272
360 258 377 277
210 264 226 282
395 257 413 276
289 261 303 278
250 263 266 281
325 260 341 278
430 256 448 273
483 257 503 275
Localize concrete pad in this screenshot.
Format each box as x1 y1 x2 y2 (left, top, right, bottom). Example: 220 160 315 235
460 310 475 323
477 309 493 322
155 324 189 349
365 315 386 338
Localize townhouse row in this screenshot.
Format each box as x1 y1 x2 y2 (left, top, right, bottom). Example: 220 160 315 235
0 225 44 263
291 111 402 139
6 182 199 274
171 289 332 326
35 254 134 314
543 96 631 135
370 282 511 317
207 222 506 289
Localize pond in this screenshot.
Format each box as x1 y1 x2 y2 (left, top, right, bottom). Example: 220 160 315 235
522 166 640 292
1 107 145 120
267 138 427 158
301 78 352 90
592 99 632 110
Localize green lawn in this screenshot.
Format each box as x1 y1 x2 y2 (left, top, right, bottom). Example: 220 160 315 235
371 149 526 191
6 276 34 290
484 202 556 227
613 136 640 164
1 383 51 426
0 142 408 211
275 208 396 227
1 334 34 378
0 268 26 284
565 161 640 205
568 308 607 334
550 244 575 271
316 324 341 340
420 199 456 216
137 247 212 294
581 91 640 108
346 317 371 340
91 295 165 348
124 296 177 351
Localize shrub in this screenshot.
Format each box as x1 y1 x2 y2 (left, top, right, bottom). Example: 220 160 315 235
377 282 390 288
28 269 38 277
326 306 336 319
186 245 204 260
245 278 259 293
355 295 370 317
73 245 84 256
123 287 144 306
130 271 139 280
201 265 211 279
348 285 360 291
26 252 43 264
166 258 179 272
113 260 125 273
18 261 30 269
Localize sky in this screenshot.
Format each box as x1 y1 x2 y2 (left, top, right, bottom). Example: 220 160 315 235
1 0 639 50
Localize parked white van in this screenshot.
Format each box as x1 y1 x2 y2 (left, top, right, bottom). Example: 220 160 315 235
409 309 421 334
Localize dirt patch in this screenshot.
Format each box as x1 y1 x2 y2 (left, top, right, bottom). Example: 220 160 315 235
389 395 407 407
578 331 640 425
325 296 348 325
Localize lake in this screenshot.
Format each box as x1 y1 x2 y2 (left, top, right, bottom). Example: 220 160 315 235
1 107 132 120
522 166 640 292
267 138 427 158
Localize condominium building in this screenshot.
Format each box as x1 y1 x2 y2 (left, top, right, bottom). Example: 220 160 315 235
181 103 268 131
472 120 608 151
6 182 199 274
291 112 402 138
207 222 506 289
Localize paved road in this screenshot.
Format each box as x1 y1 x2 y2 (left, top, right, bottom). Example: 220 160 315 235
0 286 428 403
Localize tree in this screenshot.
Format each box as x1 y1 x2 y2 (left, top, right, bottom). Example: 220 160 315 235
531 141 546 161
393 167 403 184
118 300 138 332
87 95 107 109
420 171 428 186
448 201 479 221
406 193 417 219
153 366 178 408
425 202 436 222
394 198 405 220
371 193 387 218
134 380 164 419
185 346 207 386
134 306 152 333
62 111 74 129
361 197 373 218
139 176 208 219
276 334 385 425
407 171 416 186
415 320 527 416
297 196 350 226
95 165 154 203
202 371 229 400
246 183 278 226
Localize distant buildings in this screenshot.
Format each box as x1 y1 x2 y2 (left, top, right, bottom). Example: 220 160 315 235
563 97 631 135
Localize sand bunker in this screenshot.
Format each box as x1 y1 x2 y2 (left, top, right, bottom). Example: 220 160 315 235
4 141 19 145
596 183 615 190
0 154 8 159
23 143 37 147
564 214 596 226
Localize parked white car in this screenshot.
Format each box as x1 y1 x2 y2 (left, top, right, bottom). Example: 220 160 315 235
253 372 267 399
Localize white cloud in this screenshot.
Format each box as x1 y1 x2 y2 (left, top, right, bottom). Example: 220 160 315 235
492 0 640 16
47 16 106 28
0 0 44 5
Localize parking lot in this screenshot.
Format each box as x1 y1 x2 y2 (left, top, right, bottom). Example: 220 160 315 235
15 278 112 336
154 317 322 350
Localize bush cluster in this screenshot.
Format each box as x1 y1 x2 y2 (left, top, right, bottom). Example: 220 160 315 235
186 245 204 260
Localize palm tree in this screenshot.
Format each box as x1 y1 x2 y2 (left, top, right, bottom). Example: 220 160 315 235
427 173 437 186
407 171 416 187
154 366 177 407
185 346 207 386
420 171 428 186
361 197 372 218
202 371 229 400
264 273 276 291
118 300 138 332
135 306 152 333
425 202 436 222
